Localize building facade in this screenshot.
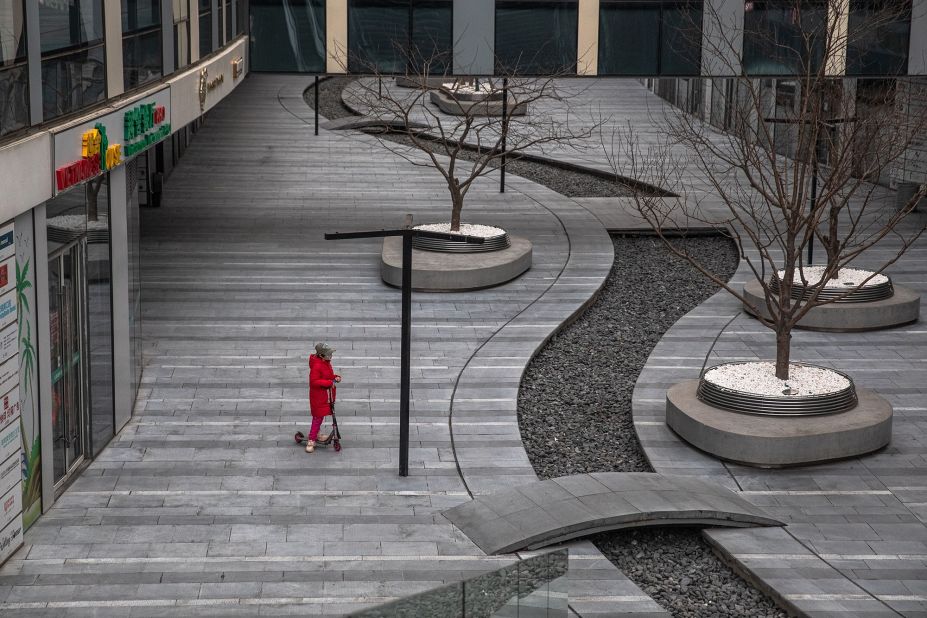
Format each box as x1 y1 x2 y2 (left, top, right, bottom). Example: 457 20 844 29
0 0 248 563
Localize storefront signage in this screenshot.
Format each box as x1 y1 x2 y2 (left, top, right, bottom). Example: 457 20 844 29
52 88 171 195
198 68 225 112
0 484 20 531
0 357 18 402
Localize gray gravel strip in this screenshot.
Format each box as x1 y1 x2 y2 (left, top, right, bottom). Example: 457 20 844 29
518 235 790 618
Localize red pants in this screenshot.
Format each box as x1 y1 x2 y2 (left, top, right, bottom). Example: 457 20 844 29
308 416 324 441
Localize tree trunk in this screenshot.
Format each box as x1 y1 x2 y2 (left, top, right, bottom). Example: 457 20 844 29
775 326 791 380
86 177 102 222
449 189 463 232
824 209 840 278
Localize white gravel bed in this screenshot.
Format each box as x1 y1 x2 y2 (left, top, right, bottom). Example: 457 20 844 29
704 361 851 397
414 222 506 238
442 82 497 94
777 266 888 288
48 214 110 232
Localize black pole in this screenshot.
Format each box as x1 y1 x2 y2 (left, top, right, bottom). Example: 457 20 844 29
399 225 413 477
378 76 382 99
500 78 508 194
314 75 320 136
808 150 818 265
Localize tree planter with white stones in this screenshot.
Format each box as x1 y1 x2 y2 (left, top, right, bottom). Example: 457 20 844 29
743 267 920 332
667 361 892 467
380 221 532 292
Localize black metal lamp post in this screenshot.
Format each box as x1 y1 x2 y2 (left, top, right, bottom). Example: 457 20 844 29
325 216 484 476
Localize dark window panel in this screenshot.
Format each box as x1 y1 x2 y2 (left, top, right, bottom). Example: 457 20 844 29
122 0 161 32
743 1 827 76
250 0 325 72
0 65 29 136
495 1 578 75
39 0 105 54
41 45 106 121
237 0 245 34
348 0 409 73
225 0 232 40
598 2 660 75
410 1 453 74
123 29 163 89
846 0 910 75
660 2 702 75
199 8 213 57
0 0 28 64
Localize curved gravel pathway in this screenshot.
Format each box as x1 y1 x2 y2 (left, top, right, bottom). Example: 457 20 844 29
518 235 790 618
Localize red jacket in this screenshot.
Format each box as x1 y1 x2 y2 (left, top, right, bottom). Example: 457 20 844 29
309 354 339 417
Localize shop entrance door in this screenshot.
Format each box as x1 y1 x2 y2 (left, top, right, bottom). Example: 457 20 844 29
48 240 89 488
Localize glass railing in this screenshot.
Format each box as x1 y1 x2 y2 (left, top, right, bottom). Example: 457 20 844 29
348 548 569 617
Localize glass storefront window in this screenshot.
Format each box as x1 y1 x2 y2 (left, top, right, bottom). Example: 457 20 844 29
495 0 578 75
39 0 106 120
349 0 408 73
660 2 702 75
347 0 452 74
743 0 827 76
846 0 910 75
123 0 164 90
199 0 213 57
0 0 29 137
45 176 114 469
225 0 232 41
237 0 245 35
126 158 143 403
598 2 660 75
251 0 325 71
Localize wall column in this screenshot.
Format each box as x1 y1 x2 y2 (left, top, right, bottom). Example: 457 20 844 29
191 4 201 62
33 205 53 512
453 0 494 75
105 0 124 97
108 166 133 432
25 0 42 123
327 0 348 73
701 0 743 76
577 0 599 75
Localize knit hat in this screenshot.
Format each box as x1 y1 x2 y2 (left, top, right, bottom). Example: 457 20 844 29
315 342 335 359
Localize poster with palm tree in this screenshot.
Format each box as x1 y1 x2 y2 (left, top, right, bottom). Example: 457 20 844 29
15 217 40 530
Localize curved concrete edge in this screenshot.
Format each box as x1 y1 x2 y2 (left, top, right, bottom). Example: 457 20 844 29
666 380 892 468
743 279 921 332
380 235 532 292
443 473 783 556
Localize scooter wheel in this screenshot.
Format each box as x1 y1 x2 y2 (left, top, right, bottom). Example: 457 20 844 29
294 432 304 443
334 441 342 452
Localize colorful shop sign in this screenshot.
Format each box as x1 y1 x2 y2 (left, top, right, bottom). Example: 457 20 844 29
52 87 171 195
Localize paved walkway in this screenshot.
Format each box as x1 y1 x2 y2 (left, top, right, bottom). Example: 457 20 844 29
349 76 927 616
0 75 667 616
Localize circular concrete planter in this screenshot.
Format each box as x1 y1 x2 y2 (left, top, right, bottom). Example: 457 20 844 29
667 380 892 467
411 223 511 253
743 279 920 332
698 362 857 416
380 235 532 292
770 269 895 303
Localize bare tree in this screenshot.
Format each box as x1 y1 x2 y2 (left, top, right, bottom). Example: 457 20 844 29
607 0 927 379
339 42 604 231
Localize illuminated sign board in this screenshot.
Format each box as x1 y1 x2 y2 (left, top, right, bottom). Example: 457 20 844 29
52 87 171 195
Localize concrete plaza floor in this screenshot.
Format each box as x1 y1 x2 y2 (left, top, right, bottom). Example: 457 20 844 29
1 72 925 618
0 76 665 616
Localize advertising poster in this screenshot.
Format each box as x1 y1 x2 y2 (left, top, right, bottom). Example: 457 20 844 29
14 212 38 531
0 324 16 365
0 517 22 564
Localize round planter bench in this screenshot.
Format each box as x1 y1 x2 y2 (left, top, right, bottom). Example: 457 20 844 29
743 279 920 332
380 235 532 292
666 380 892 467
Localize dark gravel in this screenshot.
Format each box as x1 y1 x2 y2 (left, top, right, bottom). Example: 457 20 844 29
304 76 357 120
518 235 789 618
305 77 646 198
